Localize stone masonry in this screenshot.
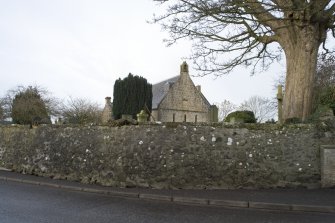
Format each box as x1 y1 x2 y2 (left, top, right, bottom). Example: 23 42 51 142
152 62 217 123
0 121 334 189
101 97 113 124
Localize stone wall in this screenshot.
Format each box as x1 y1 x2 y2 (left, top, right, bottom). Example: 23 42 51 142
0 121 334 189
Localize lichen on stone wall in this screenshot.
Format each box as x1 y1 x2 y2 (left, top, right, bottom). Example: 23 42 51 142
0 121 334 189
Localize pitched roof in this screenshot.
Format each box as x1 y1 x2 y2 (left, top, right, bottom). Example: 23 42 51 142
152 75 179 109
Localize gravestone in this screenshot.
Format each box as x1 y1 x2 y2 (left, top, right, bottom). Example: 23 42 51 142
321 145 335 188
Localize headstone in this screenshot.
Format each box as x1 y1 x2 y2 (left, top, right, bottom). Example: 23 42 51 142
321 145 335 188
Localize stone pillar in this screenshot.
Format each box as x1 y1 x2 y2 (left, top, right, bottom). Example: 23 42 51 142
321 145 335 188
101 97 113 124
209 105 218 123
277 85 283 124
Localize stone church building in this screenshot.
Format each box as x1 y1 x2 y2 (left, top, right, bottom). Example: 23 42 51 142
151 62 218 123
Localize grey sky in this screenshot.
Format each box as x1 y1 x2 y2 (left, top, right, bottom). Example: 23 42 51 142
0 0 283 107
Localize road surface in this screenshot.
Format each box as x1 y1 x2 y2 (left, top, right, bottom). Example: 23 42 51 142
0 180 334 223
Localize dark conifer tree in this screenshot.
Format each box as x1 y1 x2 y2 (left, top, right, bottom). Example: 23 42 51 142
113 73 152 119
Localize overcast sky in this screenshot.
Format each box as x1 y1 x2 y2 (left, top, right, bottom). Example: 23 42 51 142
0 0 285 107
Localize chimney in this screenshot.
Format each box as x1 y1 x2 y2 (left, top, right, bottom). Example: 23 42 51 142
101 96 113 124
105 96 112 104
196 85 201 92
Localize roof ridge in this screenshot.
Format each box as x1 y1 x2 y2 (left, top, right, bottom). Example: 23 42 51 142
152 75 180 86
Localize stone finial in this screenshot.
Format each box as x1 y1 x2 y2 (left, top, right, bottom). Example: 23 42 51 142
196 85 201 92
180 61 189 74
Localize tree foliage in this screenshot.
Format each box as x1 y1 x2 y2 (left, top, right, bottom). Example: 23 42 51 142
113 73 153 119
225 110 257 123
2 85 60 122
11 86 51 125
153 0 335 121
60 97 102 125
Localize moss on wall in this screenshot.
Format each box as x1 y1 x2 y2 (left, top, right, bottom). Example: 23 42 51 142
0 121 334 189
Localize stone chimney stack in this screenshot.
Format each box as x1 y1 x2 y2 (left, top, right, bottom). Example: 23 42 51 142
101 96 113 124
196 85 201 92
105 97 112 105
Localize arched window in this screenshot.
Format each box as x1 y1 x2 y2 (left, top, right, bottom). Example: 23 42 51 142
173 113 175 122
184 114 187 122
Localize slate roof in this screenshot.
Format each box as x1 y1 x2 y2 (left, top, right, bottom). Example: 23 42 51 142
152 75 179 109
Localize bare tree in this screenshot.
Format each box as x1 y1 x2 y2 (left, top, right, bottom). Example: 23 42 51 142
215 100 237 121
60 97 102 125
152 0 335 121
0 98 4 121
239 95 276 123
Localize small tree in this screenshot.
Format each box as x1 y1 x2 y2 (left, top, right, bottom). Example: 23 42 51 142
239 96 276 123
113 73 152 119
11 86 51 125
2 85 60 123
215 100 237 121
60 97 102 125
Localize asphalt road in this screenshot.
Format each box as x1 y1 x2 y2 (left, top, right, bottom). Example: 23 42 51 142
0 180 334 223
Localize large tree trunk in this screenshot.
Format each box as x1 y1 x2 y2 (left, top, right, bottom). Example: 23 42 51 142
282 27 321 122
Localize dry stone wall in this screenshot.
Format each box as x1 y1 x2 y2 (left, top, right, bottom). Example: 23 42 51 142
0 121 334 189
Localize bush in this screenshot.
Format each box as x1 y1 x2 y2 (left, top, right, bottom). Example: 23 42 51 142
318 86 335 113
224 110 257 123
11 86 51 125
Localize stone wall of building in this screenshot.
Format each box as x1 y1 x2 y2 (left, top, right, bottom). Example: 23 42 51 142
0 121 334 189
158 71 210 122
158 109 209 123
